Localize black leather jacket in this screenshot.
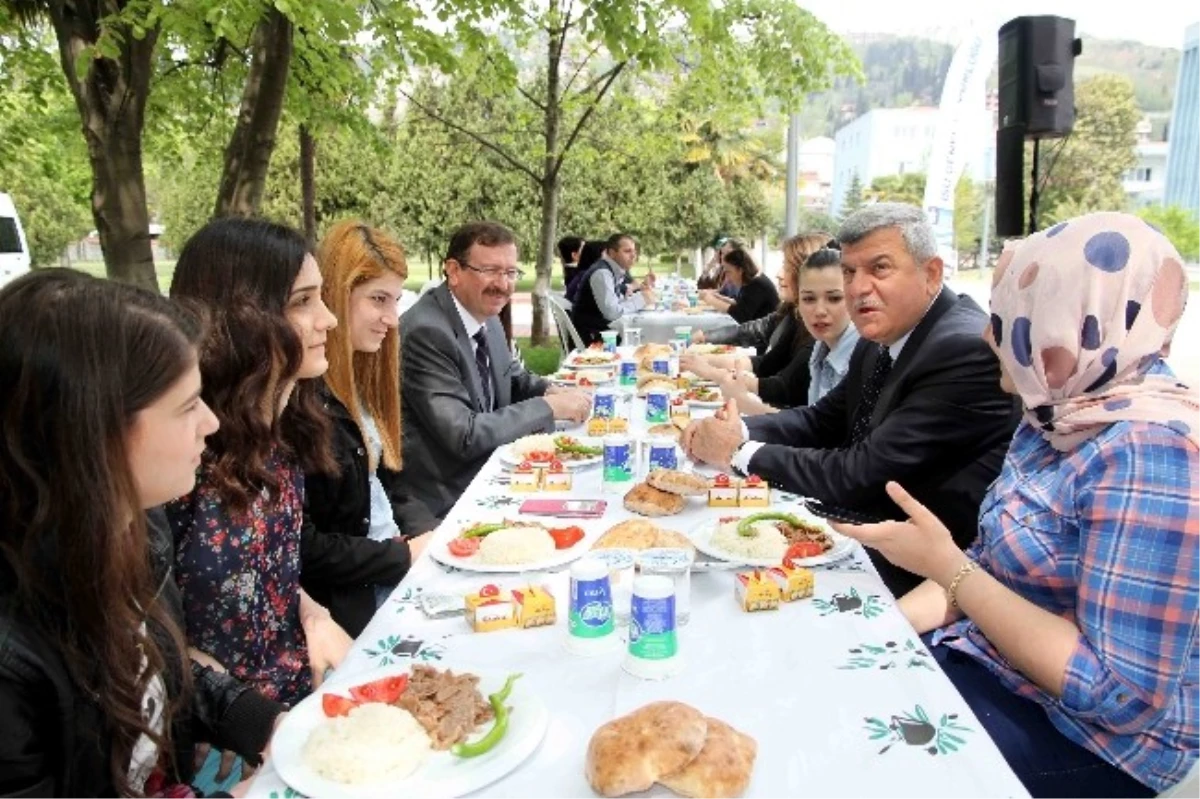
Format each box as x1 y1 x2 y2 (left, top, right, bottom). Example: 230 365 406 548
0 509 284 797
301 385 437 637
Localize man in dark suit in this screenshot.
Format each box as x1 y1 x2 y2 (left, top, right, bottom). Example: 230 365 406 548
401 222 591 518
683 203 1019 596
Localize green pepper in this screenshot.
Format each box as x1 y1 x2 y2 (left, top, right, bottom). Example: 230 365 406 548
462 522 506 539
451 673 522 758
737 511 802 538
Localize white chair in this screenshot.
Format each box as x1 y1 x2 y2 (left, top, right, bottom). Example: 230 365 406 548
545 292 585 354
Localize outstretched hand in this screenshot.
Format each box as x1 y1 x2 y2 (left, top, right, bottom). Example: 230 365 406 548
830 482 968 586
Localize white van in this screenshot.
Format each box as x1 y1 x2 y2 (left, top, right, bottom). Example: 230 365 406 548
0 192 32 287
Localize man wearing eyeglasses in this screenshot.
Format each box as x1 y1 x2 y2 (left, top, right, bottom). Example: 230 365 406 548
570 232 657 345
400 221 592 517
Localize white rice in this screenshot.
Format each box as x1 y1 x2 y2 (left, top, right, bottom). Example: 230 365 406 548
712 520 787 561
477 525 556 565
303 702 431 784
511 434 558 460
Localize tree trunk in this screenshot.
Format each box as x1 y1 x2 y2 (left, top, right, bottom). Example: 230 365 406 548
214 7 294 217
532 25 564 347
299 123 317 245
48 3 159 291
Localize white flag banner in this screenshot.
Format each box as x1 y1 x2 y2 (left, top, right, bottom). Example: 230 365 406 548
924 28 997 276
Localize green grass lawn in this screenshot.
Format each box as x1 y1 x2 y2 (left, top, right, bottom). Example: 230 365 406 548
518 337 562 376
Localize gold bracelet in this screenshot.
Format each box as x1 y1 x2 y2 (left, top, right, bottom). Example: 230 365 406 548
945 559 979 610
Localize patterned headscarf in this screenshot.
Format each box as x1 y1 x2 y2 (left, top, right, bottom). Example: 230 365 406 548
988 211 1197 452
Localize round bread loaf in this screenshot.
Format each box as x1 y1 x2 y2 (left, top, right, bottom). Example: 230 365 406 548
585 701 708 797
646 469 709 496
657 717 758 798
623 482 685 517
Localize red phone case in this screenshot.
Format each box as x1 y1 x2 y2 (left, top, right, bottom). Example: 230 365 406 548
518 499 607 518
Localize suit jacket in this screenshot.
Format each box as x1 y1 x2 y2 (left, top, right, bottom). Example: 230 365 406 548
400 283 553 517
745 288 1020 596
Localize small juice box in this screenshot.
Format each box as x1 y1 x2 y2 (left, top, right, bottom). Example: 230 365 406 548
513 584 557 628
707 473 740 507
510 461 542 492
465 585 518 632
669 395 691 427
542 460 573 491
738 474 770 507
735 570 782 612
768 565 814 602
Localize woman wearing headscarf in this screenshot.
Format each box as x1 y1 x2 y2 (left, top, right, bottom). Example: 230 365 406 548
837 212 1198 798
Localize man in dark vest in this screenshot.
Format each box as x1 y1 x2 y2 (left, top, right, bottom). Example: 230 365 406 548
570 233 656 345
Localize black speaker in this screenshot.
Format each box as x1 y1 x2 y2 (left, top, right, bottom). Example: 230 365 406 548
998 15 1082 138
995 127 1026 237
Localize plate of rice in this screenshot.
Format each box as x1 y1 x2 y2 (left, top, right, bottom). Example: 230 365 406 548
429 520 590 573
689 512 854 567
271 664 548 798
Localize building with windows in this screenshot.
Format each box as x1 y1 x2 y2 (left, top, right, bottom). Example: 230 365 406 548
830 106 992 217
1125 118 1170 207
1164 23 1198 215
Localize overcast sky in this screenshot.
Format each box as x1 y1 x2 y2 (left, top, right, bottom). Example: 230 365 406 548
799 0 1196 49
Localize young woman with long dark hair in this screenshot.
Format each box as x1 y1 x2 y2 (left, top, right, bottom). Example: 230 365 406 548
166 217 351 709
0 270 284 796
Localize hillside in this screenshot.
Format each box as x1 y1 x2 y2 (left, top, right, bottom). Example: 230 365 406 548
796 33 1181 137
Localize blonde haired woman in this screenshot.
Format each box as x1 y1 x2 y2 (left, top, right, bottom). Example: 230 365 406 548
302 220 436 636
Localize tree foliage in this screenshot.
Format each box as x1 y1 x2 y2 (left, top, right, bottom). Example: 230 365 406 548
1139 205 1200 262
1039 74 1139 226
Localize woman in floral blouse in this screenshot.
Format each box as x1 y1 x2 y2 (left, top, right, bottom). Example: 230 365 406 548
166 217 349 709
839 212 1197 797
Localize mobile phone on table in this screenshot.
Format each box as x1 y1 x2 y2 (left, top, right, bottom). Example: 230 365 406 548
804 498 887 526
518 499 607 518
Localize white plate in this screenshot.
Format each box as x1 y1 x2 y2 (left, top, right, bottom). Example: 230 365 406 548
689 514 855 568
498 437 603 470
564 352 619 369
550 369 615 386
272 664 548 799
685 396 724 408
429 528 590 574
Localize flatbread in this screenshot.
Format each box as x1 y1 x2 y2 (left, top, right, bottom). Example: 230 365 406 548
593 520 695 555
646 469 709 497
586 702 709 797
647 423 682 442
658 717 758 798
623 482 685 517
594 519 660 550
634 343 674 360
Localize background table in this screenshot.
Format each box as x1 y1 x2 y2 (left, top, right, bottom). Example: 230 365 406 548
612 309 737 344
247 393 1029 798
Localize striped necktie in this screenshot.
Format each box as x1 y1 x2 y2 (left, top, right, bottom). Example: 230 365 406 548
472 328 493 412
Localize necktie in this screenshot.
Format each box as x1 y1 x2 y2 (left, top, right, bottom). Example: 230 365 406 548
472 328 493 412
849 345 892 443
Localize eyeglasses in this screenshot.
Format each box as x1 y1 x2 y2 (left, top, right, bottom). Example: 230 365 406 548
455 259 525 282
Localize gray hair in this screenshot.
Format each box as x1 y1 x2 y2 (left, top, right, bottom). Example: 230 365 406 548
837 203 938 263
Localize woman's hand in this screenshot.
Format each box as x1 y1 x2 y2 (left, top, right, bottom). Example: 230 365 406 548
299 591 352 688
405 531 431 561
830 482 967 587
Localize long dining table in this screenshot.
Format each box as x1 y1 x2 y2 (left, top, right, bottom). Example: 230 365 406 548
246 354 1029 798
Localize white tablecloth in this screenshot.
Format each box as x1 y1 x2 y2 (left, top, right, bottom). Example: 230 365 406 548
247 393 1028 799
612 309 737 344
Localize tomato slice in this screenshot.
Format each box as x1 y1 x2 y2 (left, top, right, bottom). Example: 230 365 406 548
322 693 360 717
348 674 409 705
549 526 585 549
447 537 480 557
783 541 824 567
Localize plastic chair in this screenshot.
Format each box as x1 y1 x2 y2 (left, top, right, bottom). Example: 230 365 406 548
545 292 585 354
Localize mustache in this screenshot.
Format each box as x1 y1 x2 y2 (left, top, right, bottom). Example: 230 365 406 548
853 299 882 312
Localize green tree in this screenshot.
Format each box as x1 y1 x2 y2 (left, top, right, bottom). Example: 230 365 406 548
953 175 983 261
1039 74 1139 225
868 172 925 205
840 172 865 222
1138 205 1200 261
382 0 859 343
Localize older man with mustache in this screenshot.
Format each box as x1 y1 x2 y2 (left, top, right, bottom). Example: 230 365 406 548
400 221 591 518
682 204 1020 595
